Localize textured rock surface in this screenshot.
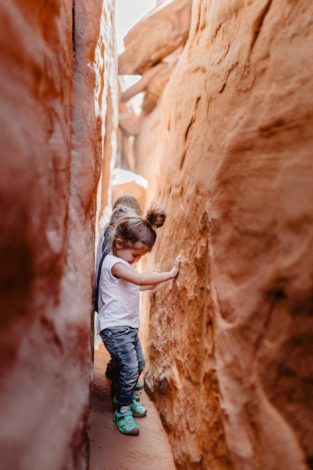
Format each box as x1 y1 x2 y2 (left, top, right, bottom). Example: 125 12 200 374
121 48 181 117
95 2 118 229
134 107 161 203
0 1 115 468
140 1 313 469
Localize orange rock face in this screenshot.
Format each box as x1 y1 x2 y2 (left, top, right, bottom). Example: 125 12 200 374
0 1 115 468
142 1 313 469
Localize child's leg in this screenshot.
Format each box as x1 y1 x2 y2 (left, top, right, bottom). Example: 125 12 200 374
100 327 139 408
105 356 120 398
105 356 119 380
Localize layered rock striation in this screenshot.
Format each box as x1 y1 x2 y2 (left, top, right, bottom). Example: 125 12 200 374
123 1 313 469
0 1 116 468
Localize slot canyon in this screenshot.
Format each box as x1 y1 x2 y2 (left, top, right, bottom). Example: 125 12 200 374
0 1 312 469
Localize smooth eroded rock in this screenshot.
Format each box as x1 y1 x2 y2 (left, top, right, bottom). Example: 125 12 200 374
0 1 115 468
141 0 313 468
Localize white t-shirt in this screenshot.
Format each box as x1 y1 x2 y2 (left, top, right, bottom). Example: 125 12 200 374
96 254 140 333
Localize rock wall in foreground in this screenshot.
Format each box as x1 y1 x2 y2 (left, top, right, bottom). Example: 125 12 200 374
141 1 313 469
0 1 116 468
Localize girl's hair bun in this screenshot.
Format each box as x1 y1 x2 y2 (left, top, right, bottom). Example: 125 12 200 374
146 205 166 228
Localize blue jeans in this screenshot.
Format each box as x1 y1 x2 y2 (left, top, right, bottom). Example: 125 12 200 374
100 327 145 406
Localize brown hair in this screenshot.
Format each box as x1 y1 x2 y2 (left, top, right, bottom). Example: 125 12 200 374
113 194 142 215
113 205 166 250
109 205 137 227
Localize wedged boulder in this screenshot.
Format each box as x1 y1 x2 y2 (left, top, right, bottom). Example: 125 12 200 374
121 59 178 115
118 0 192 75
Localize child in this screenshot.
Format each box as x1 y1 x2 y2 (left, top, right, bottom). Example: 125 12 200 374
98 206 180 436
95 195 142 386
95 203 141 392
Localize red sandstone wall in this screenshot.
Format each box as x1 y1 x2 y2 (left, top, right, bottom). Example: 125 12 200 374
95 2 118 229
0 1 115 468
140 1 313 469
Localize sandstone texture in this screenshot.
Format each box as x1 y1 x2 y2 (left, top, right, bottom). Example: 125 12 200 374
125 1 313 469
95 2 118 231
0 1 115 468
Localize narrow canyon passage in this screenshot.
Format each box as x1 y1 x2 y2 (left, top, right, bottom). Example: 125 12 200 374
1 1 313 470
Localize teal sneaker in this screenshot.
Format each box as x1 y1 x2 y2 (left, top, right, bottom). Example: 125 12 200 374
131 399 147 418
134 381 144 391
113 410 139 436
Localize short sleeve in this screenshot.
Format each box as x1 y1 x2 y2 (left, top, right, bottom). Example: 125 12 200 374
103 255 131 278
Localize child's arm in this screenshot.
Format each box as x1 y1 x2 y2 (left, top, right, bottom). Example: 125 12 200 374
140 268 161 290
112 257 180 286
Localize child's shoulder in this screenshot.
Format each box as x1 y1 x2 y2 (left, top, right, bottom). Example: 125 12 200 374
103 253 116 266
105 253 120 261
103 254 129 268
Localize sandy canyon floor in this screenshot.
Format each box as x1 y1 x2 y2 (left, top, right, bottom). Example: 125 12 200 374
89 344 176 470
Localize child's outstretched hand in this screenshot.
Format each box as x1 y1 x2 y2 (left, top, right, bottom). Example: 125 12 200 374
170 255 181 279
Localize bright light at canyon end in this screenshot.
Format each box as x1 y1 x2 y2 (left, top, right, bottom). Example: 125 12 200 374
115 0 155 53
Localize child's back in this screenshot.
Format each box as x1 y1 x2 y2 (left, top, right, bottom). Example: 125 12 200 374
97 253 140 331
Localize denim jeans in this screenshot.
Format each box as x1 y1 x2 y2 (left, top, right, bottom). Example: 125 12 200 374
100 326 145 406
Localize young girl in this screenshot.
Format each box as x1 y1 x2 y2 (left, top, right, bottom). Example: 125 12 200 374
95 195 142 388
95 204 139 389
98 206 180 436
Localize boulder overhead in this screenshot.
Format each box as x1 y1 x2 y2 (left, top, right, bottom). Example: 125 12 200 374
118 0 192 75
